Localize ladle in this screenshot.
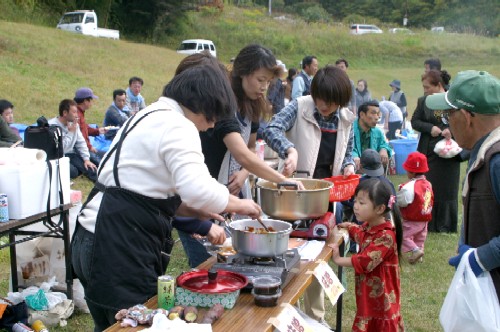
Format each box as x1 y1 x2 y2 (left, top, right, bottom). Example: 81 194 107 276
255 216 271 232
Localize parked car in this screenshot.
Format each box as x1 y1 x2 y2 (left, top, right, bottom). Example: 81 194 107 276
176 39 217 58
389 28 414 34
350 24 383 35
431 26 445 33
56 10 119 40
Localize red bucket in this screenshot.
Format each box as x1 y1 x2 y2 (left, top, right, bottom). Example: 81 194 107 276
323 174 361 202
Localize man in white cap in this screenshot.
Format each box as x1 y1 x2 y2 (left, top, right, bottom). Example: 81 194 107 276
426 70 500 301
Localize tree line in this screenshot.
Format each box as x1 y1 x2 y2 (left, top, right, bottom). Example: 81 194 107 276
33 0 500 37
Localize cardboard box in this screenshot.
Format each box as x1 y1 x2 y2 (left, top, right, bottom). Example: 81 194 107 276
0 157 70 219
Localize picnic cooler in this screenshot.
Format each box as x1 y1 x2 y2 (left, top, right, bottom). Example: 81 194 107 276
0 157 70 219
390 139 419 175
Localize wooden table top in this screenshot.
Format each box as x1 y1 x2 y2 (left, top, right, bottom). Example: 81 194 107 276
105 231 345 332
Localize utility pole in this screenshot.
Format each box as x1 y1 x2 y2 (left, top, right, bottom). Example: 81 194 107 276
268 0 272 16
403 0 408 26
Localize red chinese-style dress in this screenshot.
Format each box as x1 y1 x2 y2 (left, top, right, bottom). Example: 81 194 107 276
348 221 404 332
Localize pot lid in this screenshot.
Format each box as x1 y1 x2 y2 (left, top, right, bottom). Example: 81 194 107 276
177 269 248 294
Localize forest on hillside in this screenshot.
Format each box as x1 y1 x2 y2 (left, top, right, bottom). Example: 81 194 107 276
7 0 500 38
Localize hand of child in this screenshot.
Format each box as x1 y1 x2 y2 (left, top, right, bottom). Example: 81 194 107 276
338 222 355 229
328 243 340 259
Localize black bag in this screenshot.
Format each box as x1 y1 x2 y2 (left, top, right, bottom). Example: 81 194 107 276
24 116 64 160
0 298 29 331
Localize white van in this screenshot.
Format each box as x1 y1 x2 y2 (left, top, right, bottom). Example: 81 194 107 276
350 24 383 35
176 39 217 58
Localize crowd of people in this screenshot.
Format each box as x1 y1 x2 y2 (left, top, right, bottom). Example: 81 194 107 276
1 47 499 332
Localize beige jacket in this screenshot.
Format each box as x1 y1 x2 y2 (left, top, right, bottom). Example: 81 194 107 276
279 96 356 176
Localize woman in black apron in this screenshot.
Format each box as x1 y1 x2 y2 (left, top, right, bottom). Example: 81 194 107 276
71 65 261 331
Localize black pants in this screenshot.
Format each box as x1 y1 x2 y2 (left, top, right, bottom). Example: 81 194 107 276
66 152 97 182
387 121 402 140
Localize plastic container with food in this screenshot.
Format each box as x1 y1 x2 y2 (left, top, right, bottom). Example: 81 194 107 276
251 289 282 307
251 275 281 295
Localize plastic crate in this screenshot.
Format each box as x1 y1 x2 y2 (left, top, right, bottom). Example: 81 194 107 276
323 174 361 202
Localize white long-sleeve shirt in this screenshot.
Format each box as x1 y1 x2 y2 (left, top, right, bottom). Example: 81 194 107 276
78 97 229 233
48 117 90 160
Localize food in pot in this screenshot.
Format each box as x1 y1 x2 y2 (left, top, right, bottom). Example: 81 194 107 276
244 226 276 233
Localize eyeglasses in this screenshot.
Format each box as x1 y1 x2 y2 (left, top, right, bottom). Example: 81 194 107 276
441 109 475 125
441 109 457 125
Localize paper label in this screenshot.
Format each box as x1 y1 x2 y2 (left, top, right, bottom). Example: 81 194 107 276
270 303 313 332
313 261 345 305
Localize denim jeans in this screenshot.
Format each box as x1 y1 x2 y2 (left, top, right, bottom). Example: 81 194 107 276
177 229 211 268
71 223 116 332
66 152 97 182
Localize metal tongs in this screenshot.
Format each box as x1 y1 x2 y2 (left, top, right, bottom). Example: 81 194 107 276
220 213 233 237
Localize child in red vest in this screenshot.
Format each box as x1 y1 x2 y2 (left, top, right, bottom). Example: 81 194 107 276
397 152 434 264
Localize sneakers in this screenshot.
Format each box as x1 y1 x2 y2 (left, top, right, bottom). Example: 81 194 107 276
408 249 424 264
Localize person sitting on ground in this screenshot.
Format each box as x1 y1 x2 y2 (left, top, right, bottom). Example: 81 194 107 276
397 151 434 264
0 116 21 147
103 89 129 140
352 100 393 171
126 76 146 115
74 87 107 166
49 99 97 182
0 99 20 136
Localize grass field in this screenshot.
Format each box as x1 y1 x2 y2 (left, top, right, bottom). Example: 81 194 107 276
0 9 498 331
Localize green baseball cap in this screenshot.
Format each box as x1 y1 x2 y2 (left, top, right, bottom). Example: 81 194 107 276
425 70 500 114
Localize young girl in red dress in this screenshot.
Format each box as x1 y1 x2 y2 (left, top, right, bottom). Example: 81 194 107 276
330 178 404 332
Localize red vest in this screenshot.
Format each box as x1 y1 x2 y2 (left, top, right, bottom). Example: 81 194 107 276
399 177 434 222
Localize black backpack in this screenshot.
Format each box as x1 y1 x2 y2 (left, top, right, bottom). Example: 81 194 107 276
24 116 64 160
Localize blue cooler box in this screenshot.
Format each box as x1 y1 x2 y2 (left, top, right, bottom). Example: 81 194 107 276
390 139 419 174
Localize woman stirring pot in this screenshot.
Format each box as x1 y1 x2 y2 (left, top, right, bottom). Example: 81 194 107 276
71 65 261 332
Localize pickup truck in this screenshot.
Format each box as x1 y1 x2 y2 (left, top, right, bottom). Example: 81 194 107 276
56 10 120 40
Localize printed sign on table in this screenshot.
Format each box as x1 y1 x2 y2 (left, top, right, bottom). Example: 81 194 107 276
270 303 313 332
313 261 345 305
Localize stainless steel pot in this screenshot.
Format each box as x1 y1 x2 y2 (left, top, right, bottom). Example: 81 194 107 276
257 178 332 220
229 219 292 257
264 144 278 159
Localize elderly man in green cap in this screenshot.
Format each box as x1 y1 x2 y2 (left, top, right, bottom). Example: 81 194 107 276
426 70 500 301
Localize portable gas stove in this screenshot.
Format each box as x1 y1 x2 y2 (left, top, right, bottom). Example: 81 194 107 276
212 248 300 290
289 211 336 239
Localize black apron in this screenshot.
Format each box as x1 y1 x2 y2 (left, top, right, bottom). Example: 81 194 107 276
83 109 181 311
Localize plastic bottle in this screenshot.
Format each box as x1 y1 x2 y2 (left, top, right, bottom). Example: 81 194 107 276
32 320 49 332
